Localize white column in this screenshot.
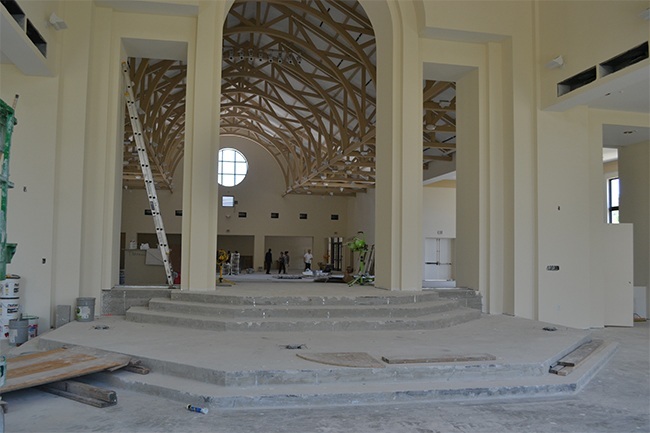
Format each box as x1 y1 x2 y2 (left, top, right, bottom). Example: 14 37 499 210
369 1 423 291
181 2 224 290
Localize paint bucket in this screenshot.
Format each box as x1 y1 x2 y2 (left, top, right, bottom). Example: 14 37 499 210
0 298 20 340
0 275 21 298
9 318 28 346
22 315 38 339
75 297 96 322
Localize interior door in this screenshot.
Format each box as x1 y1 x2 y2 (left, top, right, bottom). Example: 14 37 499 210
424 237 453 281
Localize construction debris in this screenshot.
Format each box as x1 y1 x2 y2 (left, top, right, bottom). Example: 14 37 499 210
39 380 117 408
123 360 150 375
0 347 130 394
549 340 603 376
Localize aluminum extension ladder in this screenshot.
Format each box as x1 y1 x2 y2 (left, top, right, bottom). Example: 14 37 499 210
121 61 174 286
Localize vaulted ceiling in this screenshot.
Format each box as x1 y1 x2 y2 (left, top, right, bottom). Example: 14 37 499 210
122 0 456 194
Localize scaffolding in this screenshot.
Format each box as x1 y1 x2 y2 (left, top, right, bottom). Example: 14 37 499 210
0 97 18 281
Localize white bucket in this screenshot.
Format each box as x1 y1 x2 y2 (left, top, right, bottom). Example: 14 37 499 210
1 298 19 320
0 276 20 298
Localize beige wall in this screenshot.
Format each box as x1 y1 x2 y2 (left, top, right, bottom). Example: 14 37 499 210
538 0 649 110
215 136 352 271
619 141 650 305
1 64 59 330
423 184 456 240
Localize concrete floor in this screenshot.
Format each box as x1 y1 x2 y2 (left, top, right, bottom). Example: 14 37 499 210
1 319 648 433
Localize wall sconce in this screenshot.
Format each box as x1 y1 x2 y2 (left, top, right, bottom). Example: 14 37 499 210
545 55 564 69
48 12 67 30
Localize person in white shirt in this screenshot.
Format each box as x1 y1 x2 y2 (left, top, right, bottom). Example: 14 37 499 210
303 249 313 271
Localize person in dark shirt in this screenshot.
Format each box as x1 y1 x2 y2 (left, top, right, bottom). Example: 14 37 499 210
264 249 272 274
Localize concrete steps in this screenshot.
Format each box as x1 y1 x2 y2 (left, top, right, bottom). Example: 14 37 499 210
169 290 443 306
125 289 481 332
126 304 481 332
76 339 618 409
35 312 616 410
145 297 461 319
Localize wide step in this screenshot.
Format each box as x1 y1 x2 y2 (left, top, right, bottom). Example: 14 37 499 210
146 297 461 319
82 339 617 409
126 306 481 332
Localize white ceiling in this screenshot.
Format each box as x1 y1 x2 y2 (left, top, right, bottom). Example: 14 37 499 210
603 124 650 148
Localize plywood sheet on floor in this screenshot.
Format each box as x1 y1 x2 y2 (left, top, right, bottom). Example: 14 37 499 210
381 353 497 364
0 347 131 394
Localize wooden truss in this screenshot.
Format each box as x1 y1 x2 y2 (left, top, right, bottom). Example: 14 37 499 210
122 0 456 195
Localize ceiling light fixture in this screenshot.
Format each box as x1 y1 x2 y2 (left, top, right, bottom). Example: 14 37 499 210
224 48 302 66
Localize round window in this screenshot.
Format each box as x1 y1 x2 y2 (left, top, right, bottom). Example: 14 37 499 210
217 148 248 187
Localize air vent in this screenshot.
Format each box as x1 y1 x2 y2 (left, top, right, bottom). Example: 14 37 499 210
271 212 279 219
599 42 649 78
299 213 308 220
330 214 339 220
238 212 247 218
26 19 46 57
557 66 597 96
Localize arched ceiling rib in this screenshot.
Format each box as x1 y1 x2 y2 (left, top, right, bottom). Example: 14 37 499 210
122 0 456 195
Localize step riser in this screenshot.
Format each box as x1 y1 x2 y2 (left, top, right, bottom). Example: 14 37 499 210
126 309 481 332
85 371 579 409
147 299 459 319
170 292 442 306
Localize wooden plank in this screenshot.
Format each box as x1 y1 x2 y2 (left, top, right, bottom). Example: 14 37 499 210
43 380 117 404
556 366 574 376
0 347 131 394
9 354 96 378
381 353 497 364
39 385 115 408
557 340 602 367
123 361 150 375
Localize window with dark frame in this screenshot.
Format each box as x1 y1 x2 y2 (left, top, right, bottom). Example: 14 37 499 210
607 177 620 224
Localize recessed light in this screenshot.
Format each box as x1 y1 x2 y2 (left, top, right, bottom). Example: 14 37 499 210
623 130 636 135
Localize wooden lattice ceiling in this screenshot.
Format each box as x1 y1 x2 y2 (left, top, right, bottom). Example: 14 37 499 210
122 0 456 194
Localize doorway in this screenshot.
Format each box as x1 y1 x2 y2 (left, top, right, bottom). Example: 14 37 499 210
423 237 455 287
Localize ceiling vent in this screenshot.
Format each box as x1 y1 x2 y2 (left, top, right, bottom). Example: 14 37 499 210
557 66 597 96
599 42 649 78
